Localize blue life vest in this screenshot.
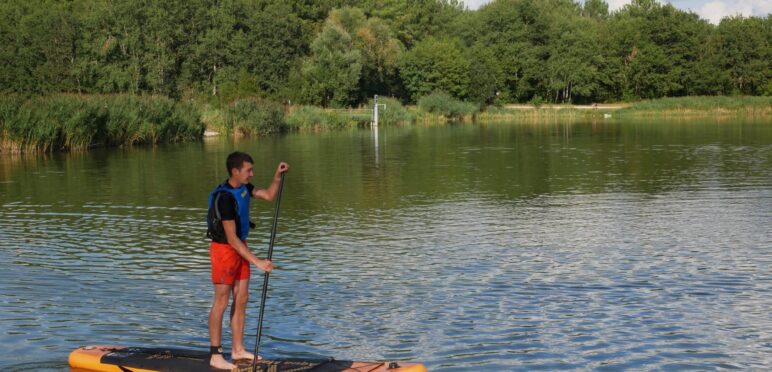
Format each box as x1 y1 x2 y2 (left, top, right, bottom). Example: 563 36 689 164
207 182 252 242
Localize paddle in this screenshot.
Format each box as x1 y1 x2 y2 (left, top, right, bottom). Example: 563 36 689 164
252 172 286 372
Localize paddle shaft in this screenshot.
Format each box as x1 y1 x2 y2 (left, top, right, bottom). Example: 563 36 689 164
252 173 285 372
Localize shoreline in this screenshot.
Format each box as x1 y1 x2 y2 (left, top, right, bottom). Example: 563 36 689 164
1 95 770 151
503 103 631 110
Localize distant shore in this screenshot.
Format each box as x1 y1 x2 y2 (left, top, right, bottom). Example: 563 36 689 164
503 103 631 110
1 94 769 153
476 97 771 122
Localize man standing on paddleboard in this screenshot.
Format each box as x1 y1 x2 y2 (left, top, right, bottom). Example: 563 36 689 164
206 151 289 370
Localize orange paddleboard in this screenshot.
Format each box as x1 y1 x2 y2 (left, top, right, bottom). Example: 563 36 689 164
69 345 427 372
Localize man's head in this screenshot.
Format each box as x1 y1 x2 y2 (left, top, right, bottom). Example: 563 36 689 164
226 151 254 185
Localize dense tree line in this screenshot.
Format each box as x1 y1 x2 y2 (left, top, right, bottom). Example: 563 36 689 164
0 0 769 107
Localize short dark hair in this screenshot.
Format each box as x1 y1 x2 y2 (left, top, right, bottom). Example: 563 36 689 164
226 151 254 175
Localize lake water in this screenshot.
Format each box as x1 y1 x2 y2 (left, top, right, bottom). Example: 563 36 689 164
1 119 770 371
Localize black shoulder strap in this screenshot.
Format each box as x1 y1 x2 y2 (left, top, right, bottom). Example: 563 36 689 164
213 192 223 221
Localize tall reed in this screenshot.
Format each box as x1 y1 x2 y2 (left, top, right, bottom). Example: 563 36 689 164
0 94 203 153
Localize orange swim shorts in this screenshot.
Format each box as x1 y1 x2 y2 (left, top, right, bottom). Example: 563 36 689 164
210 241 250 285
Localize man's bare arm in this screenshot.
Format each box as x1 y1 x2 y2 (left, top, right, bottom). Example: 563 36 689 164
222 220 273 272
253 162 289 201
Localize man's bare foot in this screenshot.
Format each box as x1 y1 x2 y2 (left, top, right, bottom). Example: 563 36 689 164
231 349 261 361
210 354 236 370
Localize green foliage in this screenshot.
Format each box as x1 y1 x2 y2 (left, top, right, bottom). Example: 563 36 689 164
361 0 466 48
0 0 769 111
607 0 713 99
0 1 80 94
224 98 286 136
285 106 369 131
353 17 405 100
474 0 556 101
543 6 604 103
1 0 308 100
398 37 471 102
183 0 308 101
583 0 609 19
217 69 263 106
417 91 479 119
329 6 367 31
321 7 405 101
301 21 362 107
467 44 504 106
707 16 771 96
0 94 203 152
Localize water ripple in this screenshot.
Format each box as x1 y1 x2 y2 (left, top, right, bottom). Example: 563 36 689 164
1 122 771 370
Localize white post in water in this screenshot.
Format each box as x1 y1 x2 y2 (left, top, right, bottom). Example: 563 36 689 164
372 94 379 128
372 95 386 128
373 120 380 167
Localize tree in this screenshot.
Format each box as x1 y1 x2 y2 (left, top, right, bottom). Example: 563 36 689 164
325 7 404 101
398 37 470 102
355 17 404 100
0 0 768 103
328 6 367 32
301 21 362 107
360 0 466 48
709 16 770 95
474 0 555 102
608 0 710 99
0 1 80 93
542 3 605 103
583 0 609 20
467 44 503 105
224 1 308 96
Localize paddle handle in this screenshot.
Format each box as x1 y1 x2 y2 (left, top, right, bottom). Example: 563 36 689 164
265 172 285 261
252 172 285 372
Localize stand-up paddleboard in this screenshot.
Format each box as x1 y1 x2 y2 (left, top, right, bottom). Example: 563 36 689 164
69 345 427 372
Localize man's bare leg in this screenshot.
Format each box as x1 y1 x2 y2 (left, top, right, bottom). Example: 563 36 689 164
209 284 236 370
230 278 260 361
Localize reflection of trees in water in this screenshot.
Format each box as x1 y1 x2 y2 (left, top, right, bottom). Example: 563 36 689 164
292 120 772 210
1 120 770 213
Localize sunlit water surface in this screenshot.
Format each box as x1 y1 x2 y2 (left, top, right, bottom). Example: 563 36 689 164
1 119 770 370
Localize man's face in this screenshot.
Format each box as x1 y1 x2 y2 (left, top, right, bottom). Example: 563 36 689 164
233 162 254 185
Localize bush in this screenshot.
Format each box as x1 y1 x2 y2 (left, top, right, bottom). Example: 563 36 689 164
286 106 369 131
529 95 544 108
224 98 286 136
365 96 414 125
417 91 478 120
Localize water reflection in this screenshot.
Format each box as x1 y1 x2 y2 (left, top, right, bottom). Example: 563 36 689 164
0 119 771 370
373 125 380 168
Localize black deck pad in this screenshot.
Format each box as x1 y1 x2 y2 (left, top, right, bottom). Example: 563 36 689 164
100 347 361 372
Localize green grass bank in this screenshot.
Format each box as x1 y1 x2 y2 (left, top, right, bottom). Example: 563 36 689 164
616 96 772 115
478 96 771 122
